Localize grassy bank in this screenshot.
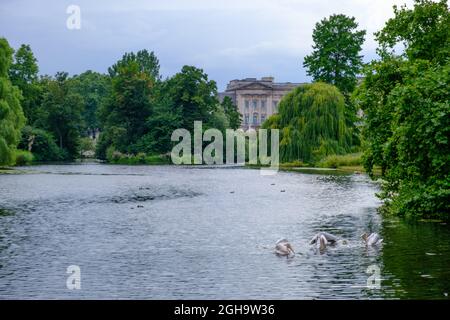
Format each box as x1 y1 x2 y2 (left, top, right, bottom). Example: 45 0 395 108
249 152 382 175
317 153 362 168
106 150 171 165
0 167 31 174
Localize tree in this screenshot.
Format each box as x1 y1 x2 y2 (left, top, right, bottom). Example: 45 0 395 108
375 0 449 65
263 82 354 163
99 59 155 154
8 44 42 125
303 14 366 96
0 38 25 165
209 104 229 133
70 70 110 137
133 90 182 155
165 65 218 132
40 72 84 159
355 0 450 220
221 96 241 130
108 49 160 80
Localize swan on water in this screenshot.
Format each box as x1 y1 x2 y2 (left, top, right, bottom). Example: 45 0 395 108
275 239 295 257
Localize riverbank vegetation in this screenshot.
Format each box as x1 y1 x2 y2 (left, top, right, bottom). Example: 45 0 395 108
354 0 449 220
0 0 448 220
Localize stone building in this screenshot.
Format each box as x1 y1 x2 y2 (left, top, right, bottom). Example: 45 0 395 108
219 77 305 130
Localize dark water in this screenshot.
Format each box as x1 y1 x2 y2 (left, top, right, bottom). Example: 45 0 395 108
0 164 448 299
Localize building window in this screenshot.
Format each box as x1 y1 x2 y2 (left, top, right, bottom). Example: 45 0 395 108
252 99 258 109
273 100 278 113
261 114 266 123
244 114 249 124
245 100 249 111
253 112 259 125
261 100 266 112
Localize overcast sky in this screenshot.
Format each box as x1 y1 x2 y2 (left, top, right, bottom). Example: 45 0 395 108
0 0 413 90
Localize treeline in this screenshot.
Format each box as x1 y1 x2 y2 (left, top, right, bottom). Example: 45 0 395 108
0 0 448 220
354 0 449 219
262 0 449 219
263 13 366 164
0 43 241 165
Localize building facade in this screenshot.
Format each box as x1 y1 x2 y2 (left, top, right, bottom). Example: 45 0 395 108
219 77 305 130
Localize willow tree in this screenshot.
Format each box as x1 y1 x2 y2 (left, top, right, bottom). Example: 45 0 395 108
0 38 25 165
263 82 353 163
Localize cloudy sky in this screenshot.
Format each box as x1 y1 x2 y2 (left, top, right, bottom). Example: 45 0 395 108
0 0 412 90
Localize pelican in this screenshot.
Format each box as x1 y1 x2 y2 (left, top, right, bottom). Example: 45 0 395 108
361 233 383 246
275 239 295 257
310 232 339 250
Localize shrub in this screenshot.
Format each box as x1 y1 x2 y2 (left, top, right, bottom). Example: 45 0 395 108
105 147 169 165
14 150 33 165
318 153 362 168
18 126 66 161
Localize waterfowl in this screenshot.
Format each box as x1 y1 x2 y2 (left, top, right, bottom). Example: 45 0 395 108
361 232 383 246
309 232 339 250
275 239 295 257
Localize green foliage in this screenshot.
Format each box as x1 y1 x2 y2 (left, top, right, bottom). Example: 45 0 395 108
18 125 66 161
0 38 25 166
8 44 42 125
99 58 155 154
279 160 307 168
137 106 182 155
263 82 354 163
106 147 169 165
14 149 33 165
209 104 229 132
221 96 241 129
355 0 450 220
70 70 110 135
375 0 450 65
97 61 225 160
317 153 362 168
303 14 366 96
165 65 219 132
108 49 160 80
39 72 84 159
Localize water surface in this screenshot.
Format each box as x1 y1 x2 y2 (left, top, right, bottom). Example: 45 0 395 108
0 164 448 299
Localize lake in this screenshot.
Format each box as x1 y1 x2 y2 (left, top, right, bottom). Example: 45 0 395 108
0 163 449 299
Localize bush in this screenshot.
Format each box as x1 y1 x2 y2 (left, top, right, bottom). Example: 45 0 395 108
318 153 362 168
14 150 33 165
105 147 169 165
18 126 66 161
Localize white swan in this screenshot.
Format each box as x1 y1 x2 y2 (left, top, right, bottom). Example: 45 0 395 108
362 233 383 246
275 239 295 257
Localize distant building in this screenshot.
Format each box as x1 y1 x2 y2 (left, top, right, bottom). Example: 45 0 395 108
219 77 305 130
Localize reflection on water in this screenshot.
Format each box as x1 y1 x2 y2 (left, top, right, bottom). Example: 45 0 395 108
381 219 450 299
0 163 448 299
